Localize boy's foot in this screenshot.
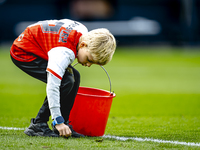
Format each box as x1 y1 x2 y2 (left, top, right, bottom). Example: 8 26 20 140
24 118 59 137
52 121 85 138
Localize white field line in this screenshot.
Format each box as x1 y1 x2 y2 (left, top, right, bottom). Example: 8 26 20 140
0 126 199 147
103 135 200 147
0 126 25 130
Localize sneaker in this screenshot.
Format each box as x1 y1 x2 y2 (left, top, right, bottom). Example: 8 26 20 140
52 121 85 138
24 118 59 137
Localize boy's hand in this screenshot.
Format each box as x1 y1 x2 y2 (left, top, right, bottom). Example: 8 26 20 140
55 123 72 137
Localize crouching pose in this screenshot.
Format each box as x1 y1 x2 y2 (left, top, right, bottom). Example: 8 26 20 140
10 19 116 138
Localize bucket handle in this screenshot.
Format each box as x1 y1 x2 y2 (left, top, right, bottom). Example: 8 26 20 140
73 62 114 95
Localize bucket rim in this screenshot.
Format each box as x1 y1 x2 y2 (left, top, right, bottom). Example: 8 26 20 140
77 86 116 98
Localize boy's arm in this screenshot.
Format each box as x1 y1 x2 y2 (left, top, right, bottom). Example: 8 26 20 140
46 72 71 137
46 47 75 137
46 47 75 119
46 72 61 119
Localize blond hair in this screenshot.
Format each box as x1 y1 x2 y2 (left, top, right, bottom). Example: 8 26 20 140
80 28 116 65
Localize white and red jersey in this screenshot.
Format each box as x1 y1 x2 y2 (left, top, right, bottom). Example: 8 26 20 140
11 19 88 62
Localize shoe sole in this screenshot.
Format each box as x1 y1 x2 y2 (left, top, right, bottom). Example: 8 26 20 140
24 128 59 137
24 128 44 136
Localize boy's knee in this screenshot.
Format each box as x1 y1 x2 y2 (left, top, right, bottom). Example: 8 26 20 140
61 75 74 92
60 68 80 93
73 69 80 83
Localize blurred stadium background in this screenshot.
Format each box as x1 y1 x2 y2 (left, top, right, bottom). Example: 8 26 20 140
0 0 200 47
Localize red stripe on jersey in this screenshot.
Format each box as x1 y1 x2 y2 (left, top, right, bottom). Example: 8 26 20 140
46 68 62 80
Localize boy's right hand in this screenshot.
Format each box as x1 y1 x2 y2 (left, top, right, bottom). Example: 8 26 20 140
55 123 72 137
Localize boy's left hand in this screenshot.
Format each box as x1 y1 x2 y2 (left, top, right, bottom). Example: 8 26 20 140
55 123 72 137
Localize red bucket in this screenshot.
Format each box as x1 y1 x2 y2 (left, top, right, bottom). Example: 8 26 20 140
69 65 115 136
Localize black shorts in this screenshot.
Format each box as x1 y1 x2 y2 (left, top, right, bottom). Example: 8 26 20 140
11 55 48 83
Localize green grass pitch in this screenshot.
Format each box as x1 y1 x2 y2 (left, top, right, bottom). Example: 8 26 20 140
0 46 200 149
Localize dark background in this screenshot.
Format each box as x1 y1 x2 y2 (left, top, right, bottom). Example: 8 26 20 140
0 0 199 46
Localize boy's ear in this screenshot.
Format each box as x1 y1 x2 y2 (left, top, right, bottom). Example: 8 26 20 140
79 41 88 48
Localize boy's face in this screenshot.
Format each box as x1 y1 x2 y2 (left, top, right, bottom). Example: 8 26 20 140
77 42 95 67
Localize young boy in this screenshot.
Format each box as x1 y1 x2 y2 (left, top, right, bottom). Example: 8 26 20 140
10 19 116 138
